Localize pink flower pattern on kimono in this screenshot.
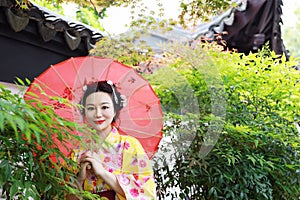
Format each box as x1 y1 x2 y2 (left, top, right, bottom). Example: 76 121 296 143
130 188 139 197
118 174 130 186
134 179 142 188
143 176 150 183
117 155 122 167
104 156 110 163
139 160 147 168
132 157 138 166
124 141 131 150
115 143 122 152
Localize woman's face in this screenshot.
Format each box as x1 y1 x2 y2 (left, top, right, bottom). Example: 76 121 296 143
84 91 115 137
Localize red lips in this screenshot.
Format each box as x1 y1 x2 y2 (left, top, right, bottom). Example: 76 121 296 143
95 120 105 124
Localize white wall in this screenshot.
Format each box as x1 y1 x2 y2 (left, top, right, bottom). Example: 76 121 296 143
0 81 27 96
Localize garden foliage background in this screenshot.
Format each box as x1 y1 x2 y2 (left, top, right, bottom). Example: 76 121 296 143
0 0 300 198
148 43 300 199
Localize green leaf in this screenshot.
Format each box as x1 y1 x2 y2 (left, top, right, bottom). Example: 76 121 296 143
0 113 4 131
25 78 31 85
44 183 52 193
24 129 32 143
10 180 20 198
254 139 259 148
5 114 18 138
15 77 25 86
0 160 9 168
208 187 216 196
28 123 41 144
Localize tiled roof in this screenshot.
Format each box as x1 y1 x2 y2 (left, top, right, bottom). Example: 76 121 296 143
136 0 286 56
135 0 247 53
0 0 106 83
152 0 248 42
0 0 104 52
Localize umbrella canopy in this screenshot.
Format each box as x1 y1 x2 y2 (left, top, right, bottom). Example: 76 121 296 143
24 56 163 159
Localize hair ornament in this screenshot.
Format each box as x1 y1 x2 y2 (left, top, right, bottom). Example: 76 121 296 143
120 95 127 108
107 80 118 104
82 85 87 91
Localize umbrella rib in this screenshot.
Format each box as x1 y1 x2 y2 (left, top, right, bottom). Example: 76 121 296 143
71 57 84 95
33 78 61 97
120 116 164 121
91 56 95 81
120 127 163 138
103 59 114 80
24 95 77 114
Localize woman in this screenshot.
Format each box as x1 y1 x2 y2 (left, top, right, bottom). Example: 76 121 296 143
66 81 156 200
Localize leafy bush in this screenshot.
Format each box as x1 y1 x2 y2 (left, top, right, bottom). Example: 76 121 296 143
150 43 300 199
0 83 99 199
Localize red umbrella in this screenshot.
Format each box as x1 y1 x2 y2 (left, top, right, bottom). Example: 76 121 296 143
24 56 163 159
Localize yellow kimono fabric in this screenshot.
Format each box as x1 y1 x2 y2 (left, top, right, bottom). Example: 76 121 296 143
71 127 156 200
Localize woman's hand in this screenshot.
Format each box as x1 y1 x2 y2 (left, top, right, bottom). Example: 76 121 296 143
76 161 92 185
78 151 125 197
79 151 105 178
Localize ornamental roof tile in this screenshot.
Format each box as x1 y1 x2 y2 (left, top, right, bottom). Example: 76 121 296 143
0 0 105 52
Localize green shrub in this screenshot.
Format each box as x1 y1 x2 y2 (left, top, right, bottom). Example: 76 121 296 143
0 83 99 199
150 43 300 199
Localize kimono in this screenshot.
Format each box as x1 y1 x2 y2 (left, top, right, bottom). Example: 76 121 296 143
70 127 156 200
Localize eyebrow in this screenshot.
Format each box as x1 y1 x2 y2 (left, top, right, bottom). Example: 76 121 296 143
86 102 111 106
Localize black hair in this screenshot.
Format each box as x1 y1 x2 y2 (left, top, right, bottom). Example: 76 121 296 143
80 81 123 122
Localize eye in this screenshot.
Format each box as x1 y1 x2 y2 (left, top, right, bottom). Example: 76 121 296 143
102 105 110 110
86 106 95 111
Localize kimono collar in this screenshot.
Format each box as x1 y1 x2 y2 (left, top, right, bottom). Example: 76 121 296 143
102 126 120 147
